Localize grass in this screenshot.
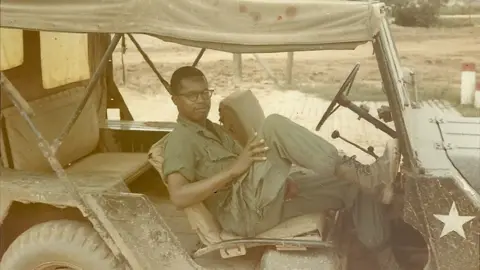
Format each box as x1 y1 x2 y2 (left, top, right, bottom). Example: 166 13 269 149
438 4 480 27
437 18 475 27
439 5 480 16
437 16 479 27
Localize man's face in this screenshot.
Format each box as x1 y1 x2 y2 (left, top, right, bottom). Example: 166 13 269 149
172 76 212 123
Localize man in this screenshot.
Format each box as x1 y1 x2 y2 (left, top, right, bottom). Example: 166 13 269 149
149 66 403 269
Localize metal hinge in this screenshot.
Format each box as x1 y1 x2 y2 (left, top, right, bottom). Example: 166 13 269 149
434 142 453 150
429 117 444 124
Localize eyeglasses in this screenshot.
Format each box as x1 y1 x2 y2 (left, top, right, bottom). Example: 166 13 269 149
178 89 214 102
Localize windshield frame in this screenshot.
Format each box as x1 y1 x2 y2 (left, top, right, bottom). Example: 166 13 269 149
372 19 416 171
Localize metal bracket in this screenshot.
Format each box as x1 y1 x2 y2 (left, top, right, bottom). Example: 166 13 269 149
434 142 453 150
220 245 246 258
429 117 445 124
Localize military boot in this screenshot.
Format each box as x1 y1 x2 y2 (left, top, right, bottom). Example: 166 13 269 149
375 246 403 270
335 139 401 204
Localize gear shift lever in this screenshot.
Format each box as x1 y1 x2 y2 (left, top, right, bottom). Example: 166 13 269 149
331 130 378 159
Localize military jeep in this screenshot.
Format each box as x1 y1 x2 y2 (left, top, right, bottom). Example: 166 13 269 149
0 0 479 270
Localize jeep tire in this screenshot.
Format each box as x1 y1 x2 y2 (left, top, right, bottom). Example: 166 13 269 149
0 219 124 270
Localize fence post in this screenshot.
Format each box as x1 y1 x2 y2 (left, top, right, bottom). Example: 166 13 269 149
233 53 242 84
286 52 294 85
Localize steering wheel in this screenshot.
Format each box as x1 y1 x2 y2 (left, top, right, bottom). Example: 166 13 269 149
315 63 360 131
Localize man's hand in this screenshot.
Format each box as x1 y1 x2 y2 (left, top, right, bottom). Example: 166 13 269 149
230 132 269 178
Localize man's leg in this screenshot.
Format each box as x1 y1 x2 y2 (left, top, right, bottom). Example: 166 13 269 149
280 172 403 270
352 191 403 270
280 170 357 221
224 114 398 236
278 171 388 246
243 167 354 236
257 114 401 204
240 115 343 221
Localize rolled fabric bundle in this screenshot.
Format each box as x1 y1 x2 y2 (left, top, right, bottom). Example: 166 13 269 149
219 90 265 147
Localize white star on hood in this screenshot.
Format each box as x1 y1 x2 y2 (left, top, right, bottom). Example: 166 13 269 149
433 202 476 239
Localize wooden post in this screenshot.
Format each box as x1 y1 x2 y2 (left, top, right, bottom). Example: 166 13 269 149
233 53 242 84
286 52 294 85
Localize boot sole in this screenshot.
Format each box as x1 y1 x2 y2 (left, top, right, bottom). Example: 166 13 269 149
381 139 401 204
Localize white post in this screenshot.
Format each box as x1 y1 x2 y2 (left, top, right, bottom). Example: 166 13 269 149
474 82 480 109
233 53 242 84
460 63 476 105
286 52 294 85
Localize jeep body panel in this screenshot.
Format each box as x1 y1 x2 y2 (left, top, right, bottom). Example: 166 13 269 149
437 116 480 193
402 102 480 270
84 192 201 270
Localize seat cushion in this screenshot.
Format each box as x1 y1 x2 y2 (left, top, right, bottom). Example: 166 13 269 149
1 87 100 171
67 152 150 184
219 213 325 241
258 213 326 238
148 134 169 183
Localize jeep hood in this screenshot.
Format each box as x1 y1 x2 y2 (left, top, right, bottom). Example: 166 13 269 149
437 116 480 192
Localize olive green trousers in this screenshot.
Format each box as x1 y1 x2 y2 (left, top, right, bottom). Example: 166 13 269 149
218 114 390 249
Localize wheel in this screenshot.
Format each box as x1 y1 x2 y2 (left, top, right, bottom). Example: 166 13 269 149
0 219 124 270
315 63 360 131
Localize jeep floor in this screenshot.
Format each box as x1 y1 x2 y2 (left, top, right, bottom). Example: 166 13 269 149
146 194 263 269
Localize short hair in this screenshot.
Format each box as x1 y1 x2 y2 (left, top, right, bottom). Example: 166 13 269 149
170 66 206 95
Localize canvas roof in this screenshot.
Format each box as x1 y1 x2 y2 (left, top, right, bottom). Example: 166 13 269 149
0 0 385 52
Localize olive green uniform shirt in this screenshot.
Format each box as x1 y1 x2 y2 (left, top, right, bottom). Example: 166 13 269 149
162 117 246 227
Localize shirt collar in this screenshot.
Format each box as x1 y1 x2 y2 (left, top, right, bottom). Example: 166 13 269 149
177 115 222 142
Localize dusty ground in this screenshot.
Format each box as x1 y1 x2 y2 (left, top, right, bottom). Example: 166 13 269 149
113 25 480 118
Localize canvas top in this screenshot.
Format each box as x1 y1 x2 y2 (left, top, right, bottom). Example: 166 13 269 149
0 0 385 52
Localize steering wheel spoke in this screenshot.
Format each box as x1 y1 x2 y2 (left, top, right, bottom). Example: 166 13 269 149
345 81 354 96
315 63 361 131
329 104 341 116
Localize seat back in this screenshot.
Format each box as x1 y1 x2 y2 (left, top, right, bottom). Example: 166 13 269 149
219 90 265 147
0 87 100 171
148 135 223 245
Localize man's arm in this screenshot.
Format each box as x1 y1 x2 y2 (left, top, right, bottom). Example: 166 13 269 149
160 134 239 209
162 131 267 209
167 170 236 209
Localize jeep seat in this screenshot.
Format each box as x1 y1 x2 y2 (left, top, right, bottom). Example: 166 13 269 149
66 152 150 184
148 90 327 257
0 87 150 185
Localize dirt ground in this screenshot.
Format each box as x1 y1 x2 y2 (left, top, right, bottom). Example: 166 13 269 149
113 25 480 117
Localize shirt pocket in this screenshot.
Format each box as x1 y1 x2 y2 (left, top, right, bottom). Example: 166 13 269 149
195 144 237 180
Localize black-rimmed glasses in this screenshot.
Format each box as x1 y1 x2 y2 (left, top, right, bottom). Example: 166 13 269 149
178 89 214 102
